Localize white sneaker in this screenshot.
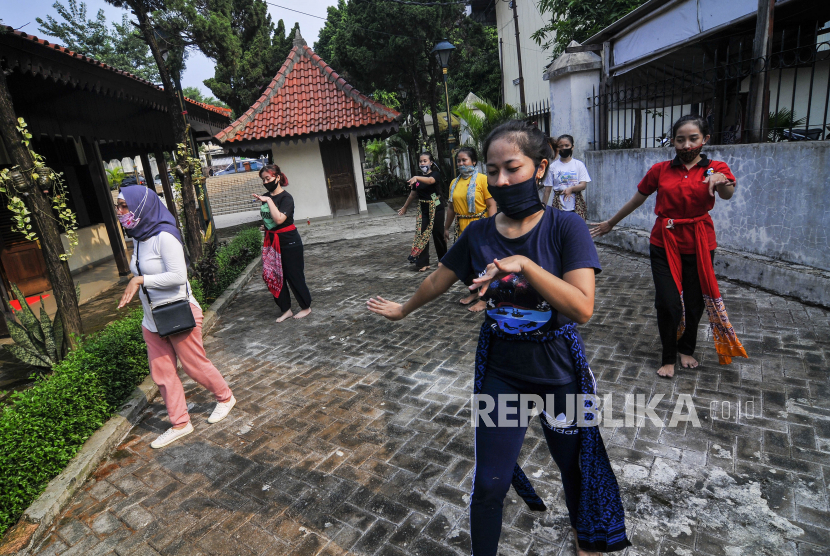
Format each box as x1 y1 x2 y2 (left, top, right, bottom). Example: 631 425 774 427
208 395 236 424
150 422 194 449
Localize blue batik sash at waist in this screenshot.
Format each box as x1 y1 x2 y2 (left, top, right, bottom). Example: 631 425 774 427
474 321 632 552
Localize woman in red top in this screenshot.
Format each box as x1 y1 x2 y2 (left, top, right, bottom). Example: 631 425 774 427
591 115 747 378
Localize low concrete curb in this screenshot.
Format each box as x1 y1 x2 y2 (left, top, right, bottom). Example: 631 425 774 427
0 255 263 555
594 226 830 308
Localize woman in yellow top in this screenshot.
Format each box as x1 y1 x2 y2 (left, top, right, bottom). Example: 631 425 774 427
444 147 497 312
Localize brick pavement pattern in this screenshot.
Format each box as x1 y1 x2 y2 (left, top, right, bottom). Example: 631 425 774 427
33 232 830 556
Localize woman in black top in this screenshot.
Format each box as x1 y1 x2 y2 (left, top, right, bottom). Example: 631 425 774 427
397 151 447 272
253 164 312 322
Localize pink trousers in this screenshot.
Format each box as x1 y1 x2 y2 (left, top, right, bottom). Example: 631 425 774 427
142 304 232 427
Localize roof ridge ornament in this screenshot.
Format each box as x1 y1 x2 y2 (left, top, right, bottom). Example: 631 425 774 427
292 28 306 48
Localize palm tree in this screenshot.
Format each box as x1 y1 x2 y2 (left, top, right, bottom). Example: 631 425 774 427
454 98 522 159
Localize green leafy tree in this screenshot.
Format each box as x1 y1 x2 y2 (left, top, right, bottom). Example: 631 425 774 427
327 0 465 182
168 0 299 116
36 0 159 82
533 0 647 59
447 19 501 107
313 0 346 72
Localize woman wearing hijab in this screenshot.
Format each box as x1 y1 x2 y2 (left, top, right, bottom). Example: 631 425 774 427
443 147 496 312
253 164 312 322
117 186 235 449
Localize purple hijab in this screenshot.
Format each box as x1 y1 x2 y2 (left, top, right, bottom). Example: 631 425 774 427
119 185 185 246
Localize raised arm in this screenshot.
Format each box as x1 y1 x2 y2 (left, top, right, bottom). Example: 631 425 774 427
367 265 459 321
590 191 648 237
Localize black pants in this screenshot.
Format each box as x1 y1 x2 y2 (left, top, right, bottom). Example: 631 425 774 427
650 244 713 365
471 373 580 555
273 241 312 312
415 206 447 268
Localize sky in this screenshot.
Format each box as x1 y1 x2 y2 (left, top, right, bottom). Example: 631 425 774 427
3 0 337 97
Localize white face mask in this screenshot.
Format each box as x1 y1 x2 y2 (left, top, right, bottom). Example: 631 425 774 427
419 165 430 173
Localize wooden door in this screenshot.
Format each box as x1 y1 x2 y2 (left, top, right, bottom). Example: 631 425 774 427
1 241 50 296
319 137 359 217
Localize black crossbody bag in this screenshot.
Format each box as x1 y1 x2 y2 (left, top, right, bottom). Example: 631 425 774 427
135 240 196 338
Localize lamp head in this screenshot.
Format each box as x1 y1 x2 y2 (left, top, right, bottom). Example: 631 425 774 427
431 39 455 69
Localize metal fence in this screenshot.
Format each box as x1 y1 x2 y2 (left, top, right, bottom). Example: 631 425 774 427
526 98 551 137
589 22 830 149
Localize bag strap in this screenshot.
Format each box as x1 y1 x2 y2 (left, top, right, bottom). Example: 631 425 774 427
135 239 190 307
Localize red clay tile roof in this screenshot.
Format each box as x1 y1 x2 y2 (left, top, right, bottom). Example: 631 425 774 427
215 43 400 143
4 26 231 117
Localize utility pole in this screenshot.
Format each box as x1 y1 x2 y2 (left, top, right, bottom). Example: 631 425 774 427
510 0 526 113
747 0 775 143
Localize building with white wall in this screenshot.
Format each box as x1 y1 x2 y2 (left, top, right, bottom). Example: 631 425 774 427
215 30 400 219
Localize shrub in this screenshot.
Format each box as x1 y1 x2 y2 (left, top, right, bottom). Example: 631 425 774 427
0 309 147 537
194 228 262 304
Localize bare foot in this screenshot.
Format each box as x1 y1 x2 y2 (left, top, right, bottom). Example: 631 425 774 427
293 308 312 319
418 266 431 272
276 309 294 322
458 293 478 305
679 353 699 368
468 300 487 313
571 528 601 556
657 363 675 378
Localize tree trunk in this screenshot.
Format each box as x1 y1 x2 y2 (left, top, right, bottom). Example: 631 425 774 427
131 1 203 261
0 70 82 349
410 74 430 151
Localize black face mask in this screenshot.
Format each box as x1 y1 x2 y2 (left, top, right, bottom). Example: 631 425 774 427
559 148 573 159
263 178 278 192
489 167 545 220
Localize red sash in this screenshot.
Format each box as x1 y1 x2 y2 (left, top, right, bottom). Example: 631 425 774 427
659 215 748 365
262 225 297 299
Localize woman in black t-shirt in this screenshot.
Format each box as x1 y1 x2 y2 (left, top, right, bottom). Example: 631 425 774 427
253 164 312 322
369 122 630 555
397 151 447 271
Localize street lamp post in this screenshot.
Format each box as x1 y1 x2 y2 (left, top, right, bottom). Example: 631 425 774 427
431 38 457 178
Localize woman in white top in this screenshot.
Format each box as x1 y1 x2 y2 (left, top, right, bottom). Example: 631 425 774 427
116 186 235 449
541 134 591 220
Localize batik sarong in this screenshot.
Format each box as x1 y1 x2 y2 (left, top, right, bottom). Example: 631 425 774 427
659 215 748 364
262 225 297 299
551 190 588 220
408 197 437 262
474 322 632 552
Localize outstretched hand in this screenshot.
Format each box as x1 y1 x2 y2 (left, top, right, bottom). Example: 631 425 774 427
252 193 270 203
470 256 527 297
704 172 734 196
590 221 613 238
366 296 406 321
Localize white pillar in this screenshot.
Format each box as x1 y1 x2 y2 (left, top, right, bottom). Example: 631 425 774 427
544 41 601 157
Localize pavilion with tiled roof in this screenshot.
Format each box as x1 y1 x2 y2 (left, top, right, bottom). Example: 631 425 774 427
215 30 401 219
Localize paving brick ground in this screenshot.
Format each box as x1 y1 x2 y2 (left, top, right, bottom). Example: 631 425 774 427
32 231 830 556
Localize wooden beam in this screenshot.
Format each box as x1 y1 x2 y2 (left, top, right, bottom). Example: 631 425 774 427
83 138 130 276
154 148 180 228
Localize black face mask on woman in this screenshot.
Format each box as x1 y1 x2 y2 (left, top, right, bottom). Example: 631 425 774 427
263 178 279 192
489 167 544 220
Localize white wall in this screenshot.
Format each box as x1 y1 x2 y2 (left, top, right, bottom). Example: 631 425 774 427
495 0 552 110
61 223 113 273
271 140 332 220
350 135 368 214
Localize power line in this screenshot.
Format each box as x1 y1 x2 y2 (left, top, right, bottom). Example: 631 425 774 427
266 2 430 41
266 2 326 20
